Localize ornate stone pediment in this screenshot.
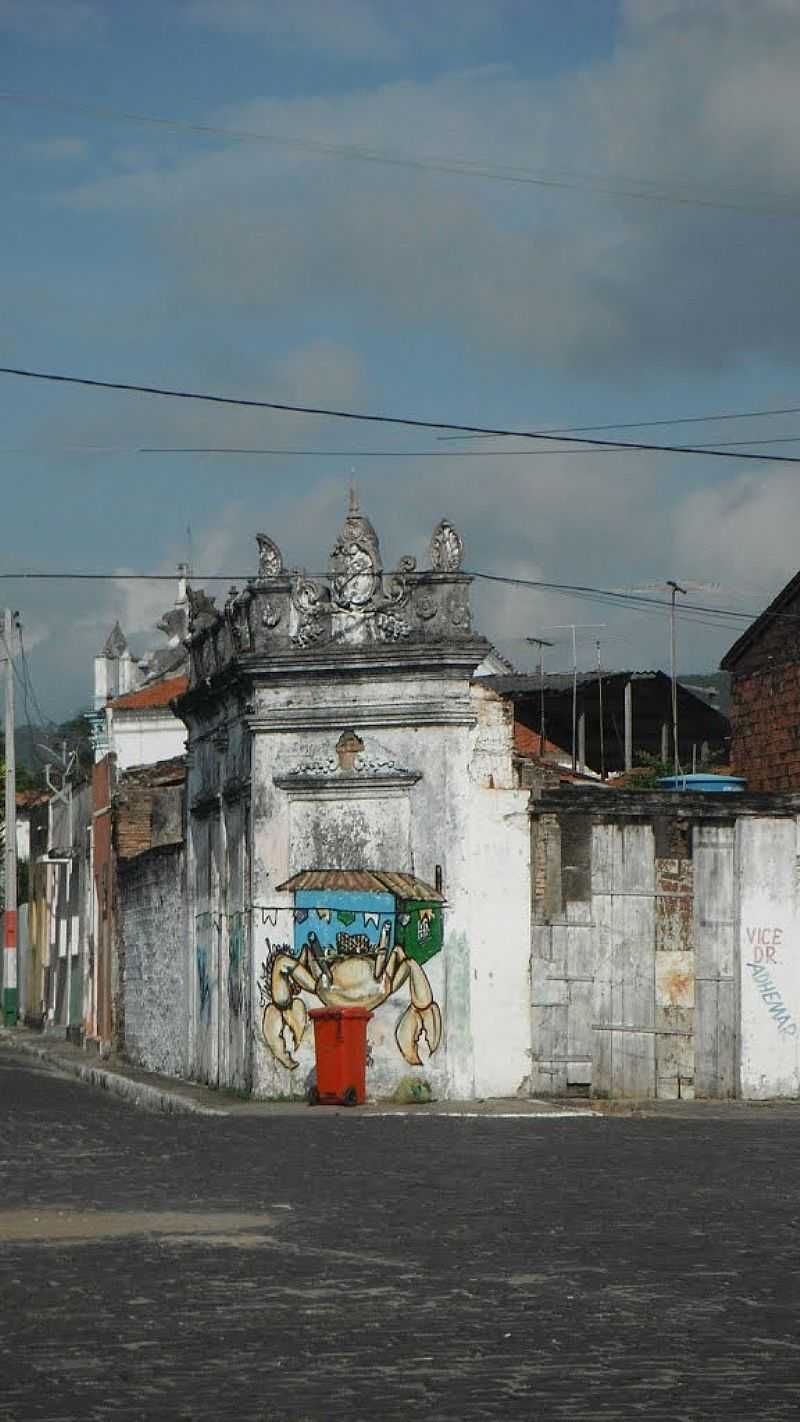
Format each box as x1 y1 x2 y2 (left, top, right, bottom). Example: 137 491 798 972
273 731 421 792
183 493 484 691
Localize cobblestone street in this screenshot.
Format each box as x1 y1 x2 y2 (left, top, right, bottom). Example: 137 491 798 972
1 1047 800 1421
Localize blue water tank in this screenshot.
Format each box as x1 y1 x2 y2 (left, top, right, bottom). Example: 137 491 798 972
656 774 746 793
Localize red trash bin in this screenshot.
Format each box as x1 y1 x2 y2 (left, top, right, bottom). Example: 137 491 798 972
308 1007 372 1106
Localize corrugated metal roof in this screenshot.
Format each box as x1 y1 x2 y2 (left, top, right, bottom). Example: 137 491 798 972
276 869 444 901
480 670 662 696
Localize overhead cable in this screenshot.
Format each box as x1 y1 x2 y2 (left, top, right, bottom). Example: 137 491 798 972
0 566 791 627
2 91 798 218
4 365 800 464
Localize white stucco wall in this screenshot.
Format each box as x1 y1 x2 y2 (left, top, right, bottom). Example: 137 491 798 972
738 816 800 1099
112 713 187 771
241 674 530 1102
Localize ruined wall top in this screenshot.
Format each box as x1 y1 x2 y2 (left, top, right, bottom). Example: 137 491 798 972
183 496 483 689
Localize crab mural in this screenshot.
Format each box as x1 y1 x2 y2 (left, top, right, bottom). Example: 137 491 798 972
259 871 444 1071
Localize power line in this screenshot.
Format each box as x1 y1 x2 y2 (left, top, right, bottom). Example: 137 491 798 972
438 401 800 440
5 435 800 456
469 571 800 626
135 434 800 453
0 566 790 628
3 91 799 219
5 365 800 465
18 624 55 732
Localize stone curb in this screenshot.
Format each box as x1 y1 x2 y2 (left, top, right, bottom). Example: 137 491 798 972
0 1033 228 1118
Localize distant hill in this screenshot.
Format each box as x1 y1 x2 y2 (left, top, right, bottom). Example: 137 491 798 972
680 672 731 718
2 710 94 787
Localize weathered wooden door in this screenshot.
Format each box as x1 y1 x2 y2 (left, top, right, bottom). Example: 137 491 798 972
592 822 657 1098
693 823 736 1097
530 813 595 1095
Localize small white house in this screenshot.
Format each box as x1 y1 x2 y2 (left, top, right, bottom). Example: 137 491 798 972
90 570 190 770
106 675 188 772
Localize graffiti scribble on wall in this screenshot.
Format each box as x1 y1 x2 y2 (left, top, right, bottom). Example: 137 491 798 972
196 946 211 1020
228 913 245 1018
748 960 799 1038
195 912 214 1020
258 873 444 1072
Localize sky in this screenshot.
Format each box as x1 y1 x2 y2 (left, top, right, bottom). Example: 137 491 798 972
3 0 800 720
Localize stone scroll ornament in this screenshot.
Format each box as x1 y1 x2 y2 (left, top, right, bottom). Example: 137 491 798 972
430 519 464 572
255 534 284 579
291 576 329 647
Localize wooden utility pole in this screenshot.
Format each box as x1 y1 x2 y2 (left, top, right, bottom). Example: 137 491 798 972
3 608 17 1026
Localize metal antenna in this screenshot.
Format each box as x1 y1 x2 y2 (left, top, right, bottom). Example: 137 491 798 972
667 581 687 776
596 638 606 781
546 624 606 771
621 579 713 774
525 636 555 757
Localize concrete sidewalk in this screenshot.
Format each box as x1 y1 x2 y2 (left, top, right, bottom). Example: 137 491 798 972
0 1027 599 1119
5 1026 798 1120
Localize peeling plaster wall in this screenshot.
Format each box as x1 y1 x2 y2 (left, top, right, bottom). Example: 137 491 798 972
247 679 530 1101
179 669 530 1101
532 792 800 1100
738 817 800 1098
118 845 188 1079
185 699 252 1092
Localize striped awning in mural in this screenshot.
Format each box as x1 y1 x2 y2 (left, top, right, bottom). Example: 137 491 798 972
275 869 444 901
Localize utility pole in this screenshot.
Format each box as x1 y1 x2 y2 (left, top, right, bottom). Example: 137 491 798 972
596 639 606 781
667 580 687 777
525 636 554 757
3 608 17 1026
548 624 606 772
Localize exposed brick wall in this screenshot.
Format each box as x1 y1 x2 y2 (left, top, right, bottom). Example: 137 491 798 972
729 664 800 791
114 781 184 861
118 844 188 1078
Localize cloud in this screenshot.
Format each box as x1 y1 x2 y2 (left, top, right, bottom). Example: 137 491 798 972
672 468 800 610
17 433 766 721
0 0 104 40
268 340 367 410
183 0 399 60
59 1 800 377
182 0 504 63
24 137 89 163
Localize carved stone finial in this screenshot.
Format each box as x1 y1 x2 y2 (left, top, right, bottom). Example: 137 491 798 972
430 519 464 572
330 492 382 610
255 534 284 579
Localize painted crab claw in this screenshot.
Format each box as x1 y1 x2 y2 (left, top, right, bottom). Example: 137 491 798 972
395 1001 442 1065
262 998 308 1071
